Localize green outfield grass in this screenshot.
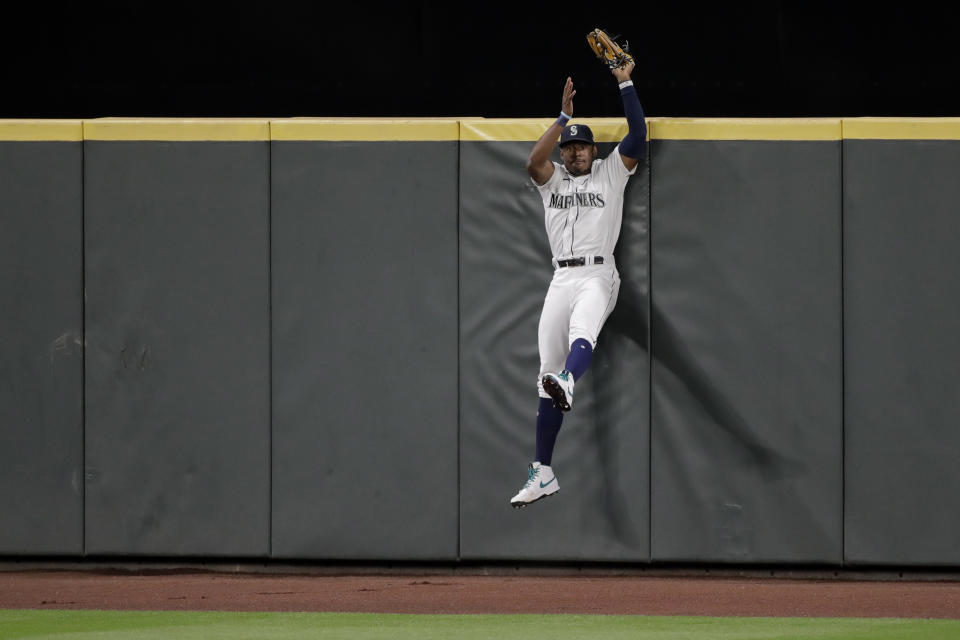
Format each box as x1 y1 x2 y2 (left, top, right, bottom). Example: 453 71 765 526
1 610 958 640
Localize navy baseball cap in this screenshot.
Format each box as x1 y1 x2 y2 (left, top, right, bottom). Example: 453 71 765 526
559 123 595 147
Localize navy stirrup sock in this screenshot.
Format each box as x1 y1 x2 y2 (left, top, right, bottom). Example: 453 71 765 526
564 338 594 381
535 339 592 465
534 397 564 466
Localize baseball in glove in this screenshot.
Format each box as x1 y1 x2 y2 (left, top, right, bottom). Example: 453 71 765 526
586 28 634 70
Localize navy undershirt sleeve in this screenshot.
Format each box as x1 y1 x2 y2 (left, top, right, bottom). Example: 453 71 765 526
619 84 646 159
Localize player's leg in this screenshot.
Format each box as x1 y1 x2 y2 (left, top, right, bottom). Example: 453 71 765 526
511 278 569 508
542 333 594 409
535 277 571 442
566 267 622 376
542 268 620 413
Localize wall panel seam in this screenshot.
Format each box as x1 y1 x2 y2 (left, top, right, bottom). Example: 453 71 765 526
839 123 847 567
646 144 653 563
81 124 87 557
456 133 463 562
268 131 274 558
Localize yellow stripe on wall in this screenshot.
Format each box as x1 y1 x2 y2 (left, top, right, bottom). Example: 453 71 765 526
0 120 83 141
271 119 460 141
6 117 960 142
842 117 960 140
650 118 842 141
83 118 271 141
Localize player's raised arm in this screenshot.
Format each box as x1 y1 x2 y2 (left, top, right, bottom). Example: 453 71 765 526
612 60 645 171
526 77 576 186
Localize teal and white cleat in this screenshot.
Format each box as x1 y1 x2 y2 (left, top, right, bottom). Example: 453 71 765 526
542 370 575 412
510 462 559 508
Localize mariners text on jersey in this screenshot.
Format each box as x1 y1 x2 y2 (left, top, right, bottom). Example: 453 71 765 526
548 192 606 209
533 144 636 261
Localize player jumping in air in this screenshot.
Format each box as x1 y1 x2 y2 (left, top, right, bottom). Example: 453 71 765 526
511 59 646 507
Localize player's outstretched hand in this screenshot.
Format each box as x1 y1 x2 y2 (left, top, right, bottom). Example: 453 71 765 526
612 60 634 83
562 77 576 117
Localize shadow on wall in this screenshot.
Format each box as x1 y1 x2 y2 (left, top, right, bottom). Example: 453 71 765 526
592 156 802 493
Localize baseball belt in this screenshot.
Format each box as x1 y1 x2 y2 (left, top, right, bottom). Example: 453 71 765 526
554 256 606 268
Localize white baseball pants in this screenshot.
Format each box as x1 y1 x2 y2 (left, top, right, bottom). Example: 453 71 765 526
536 264 620 398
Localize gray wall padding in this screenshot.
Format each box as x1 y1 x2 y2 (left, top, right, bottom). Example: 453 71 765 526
5 127 960 567
844 140 960 566
458 141 650 561
270 141 459 560
84 141 270 556
0 142 84 554
650 140 843 563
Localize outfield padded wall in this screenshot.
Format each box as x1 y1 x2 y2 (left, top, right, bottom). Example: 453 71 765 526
270 121 459 560
458 120 651 561
842 119 960 566
83 120 271 556
649 120 844 563
2 117 960 566
0 121 84 554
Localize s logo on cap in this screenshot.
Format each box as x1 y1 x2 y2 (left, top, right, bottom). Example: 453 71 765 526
570 125 578 135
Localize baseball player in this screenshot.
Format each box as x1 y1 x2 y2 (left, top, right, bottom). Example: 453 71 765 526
511 60 645 508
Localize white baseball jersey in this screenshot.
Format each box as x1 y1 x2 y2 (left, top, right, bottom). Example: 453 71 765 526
533 144 636 264
531 145 637 398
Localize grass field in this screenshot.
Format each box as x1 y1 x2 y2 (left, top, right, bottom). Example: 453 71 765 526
2 610 959 640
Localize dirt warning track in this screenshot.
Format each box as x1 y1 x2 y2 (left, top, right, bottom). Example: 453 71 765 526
2 571 959 618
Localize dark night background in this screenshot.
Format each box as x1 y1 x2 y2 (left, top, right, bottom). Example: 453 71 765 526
3 2 959 119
